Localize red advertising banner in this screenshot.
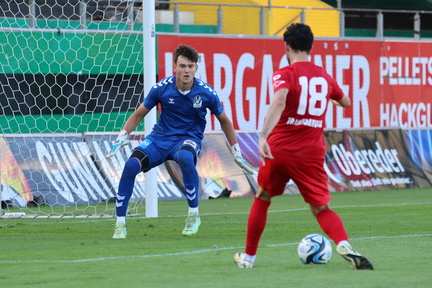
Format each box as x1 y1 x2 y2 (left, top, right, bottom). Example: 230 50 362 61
157 36 432 130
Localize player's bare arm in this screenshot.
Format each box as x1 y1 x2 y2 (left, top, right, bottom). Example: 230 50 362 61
123 103 151 133
259 88 288 164
216 111 238 146
330 95 351 108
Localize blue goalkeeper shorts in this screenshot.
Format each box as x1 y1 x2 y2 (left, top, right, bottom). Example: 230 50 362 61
135 135 202 170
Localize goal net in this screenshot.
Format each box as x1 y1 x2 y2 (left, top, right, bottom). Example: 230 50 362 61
0 0 148 218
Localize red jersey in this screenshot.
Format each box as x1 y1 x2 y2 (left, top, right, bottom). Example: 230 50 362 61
270 61 344 159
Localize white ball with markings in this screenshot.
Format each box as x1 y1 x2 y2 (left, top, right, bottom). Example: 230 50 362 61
297 233 332 264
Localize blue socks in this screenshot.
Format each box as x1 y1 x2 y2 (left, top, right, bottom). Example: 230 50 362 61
177 149 199 208
116 158 141 217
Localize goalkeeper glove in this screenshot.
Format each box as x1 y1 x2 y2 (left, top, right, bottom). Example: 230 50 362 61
105 130 130 159
231 143 256 175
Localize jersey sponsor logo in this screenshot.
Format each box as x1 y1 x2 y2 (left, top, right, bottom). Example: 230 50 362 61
169 98 175 104
193 96 202 108
153 76 174 88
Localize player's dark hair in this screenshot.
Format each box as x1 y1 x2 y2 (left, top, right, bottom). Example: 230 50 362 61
283 23 314 53
173 44 199 64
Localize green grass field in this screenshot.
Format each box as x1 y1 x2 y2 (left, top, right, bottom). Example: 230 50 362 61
1 188 431 288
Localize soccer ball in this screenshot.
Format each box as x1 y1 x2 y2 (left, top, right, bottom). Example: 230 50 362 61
297 233 332 264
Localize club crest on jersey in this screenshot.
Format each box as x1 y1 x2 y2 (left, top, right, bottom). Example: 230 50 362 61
193 96 202 108
273 74 285 88
274 80 286 87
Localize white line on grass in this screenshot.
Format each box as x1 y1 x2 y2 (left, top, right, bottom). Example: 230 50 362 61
7 201 432 224
1 233 431 264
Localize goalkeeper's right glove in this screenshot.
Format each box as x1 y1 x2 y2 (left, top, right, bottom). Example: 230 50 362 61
105 129 130 159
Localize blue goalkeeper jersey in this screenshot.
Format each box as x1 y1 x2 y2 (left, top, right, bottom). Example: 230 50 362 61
143 76 224 140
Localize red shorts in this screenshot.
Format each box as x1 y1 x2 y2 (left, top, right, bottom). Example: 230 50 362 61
257 153 331 206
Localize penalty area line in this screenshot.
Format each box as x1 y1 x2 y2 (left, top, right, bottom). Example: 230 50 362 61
1 233 431 264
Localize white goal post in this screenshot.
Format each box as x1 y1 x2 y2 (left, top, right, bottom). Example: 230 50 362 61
0 0 159 218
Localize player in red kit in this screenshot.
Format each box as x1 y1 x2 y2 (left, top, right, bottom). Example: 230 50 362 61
234 23 373 270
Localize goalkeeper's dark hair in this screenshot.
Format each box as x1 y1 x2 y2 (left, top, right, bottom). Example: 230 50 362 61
174 44 200 64
283 23 314 53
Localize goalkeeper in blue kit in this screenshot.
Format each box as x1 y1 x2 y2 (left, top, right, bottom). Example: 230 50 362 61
106 44 254 239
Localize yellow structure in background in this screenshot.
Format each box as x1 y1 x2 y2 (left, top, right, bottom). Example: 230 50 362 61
171 0 340 37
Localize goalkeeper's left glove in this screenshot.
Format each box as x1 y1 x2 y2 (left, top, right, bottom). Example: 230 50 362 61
231 143 256 175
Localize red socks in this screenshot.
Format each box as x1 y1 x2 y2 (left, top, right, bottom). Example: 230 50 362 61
244 199 348 255
245 197 271 256
316 209 348 244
